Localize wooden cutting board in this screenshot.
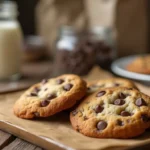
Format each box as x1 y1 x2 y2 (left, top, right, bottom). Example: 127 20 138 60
0 67 150 150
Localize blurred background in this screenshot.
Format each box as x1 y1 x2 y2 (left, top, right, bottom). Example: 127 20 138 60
0 0 149 91
14 0 149 56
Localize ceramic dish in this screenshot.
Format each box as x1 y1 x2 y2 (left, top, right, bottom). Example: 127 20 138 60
111 55 150 85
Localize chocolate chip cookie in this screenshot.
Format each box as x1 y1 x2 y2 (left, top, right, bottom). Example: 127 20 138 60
14 74 87 119
70 87 150 138
126 55 150 74
87 78 138 94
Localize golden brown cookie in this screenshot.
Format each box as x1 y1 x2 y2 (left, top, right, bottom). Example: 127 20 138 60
70 87 150 138
14 74 87 119
126 55 150 74
87 78 138 94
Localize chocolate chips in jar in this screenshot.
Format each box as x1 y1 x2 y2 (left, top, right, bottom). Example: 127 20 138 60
95 41 114 70
53 26 96 76
89 26 117 70
53 26 116 76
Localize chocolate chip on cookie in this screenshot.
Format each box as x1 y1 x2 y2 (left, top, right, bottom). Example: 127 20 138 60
34 87 40 93
83 116 88 120
119 93 126 99
46 93 56 101
97 121 107 130
29 87 41 97
87 87 91 91
116 120 124 126
41 100 50 107
14 74 87 119
135 98 147 107
30 92 38 97
120 111 131 117
95 105 104 113
96 91 106 97
63 84 73 91
141 114 149 122
114 99 125 105
56 79 64 84
70 87 150 138
72 110 78 116
114 83 120 87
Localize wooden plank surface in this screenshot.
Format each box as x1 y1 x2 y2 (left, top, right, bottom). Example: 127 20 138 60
2 138 43 150
0 130 43 150
0 130 15 149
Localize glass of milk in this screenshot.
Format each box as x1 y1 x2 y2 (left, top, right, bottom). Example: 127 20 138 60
0 1 23 80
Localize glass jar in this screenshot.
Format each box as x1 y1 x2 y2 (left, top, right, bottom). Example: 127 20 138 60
0 1 23 80
53 26 95 76
89 26 116 70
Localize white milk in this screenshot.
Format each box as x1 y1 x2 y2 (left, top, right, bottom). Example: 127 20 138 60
0 21 22 79
0 1 23 80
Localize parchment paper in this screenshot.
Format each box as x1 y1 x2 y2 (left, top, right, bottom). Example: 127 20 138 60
0 66 150 150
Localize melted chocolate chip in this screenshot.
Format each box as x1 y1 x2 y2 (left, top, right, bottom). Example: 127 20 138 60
116 120 124 126
135 98 147 107
46 94 56 101
41 100 50 107
34 87 40 93
56 79 64 84
63 84 73 91
95 105 104 113
114 99 125 105
30 87 40 97
96 91 106 97
119 93 126 99
84 116 88 120
72 110 78 116
42 79 48 84
30 92 37 97
141 114 149 122
87 87 91 91
97 121 107 130
114 83 120 87
120 111 131 117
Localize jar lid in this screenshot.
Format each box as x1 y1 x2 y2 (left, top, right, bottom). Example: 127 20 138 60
0 1 18 19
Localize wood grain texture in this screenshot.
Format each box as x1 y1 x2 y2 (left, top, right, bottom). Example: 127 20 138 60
2 138 43 150
0 130 15 149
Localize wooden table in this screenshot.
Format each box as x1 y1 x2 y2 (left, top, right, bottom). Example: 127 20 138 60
0 130 44 150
